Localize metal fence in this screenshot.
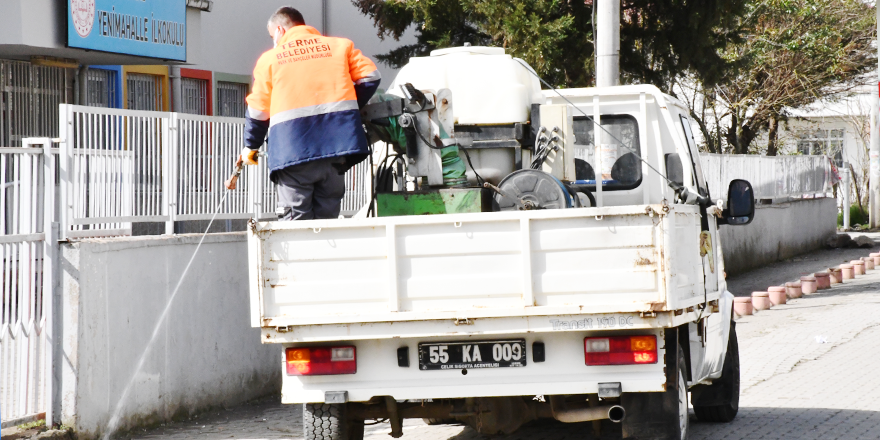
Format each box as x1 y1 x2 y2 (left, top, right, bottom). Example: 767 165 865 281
0 140 55 426
0 60 71 147
58 104 370 238
700 153 833 202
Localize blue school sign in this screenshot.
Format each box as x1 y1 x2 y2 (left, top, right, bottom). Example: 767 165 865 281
68 0 187 61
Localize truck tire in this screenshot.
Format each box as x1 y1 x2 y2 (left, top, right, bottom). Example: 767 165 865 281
304 403 363 440
692 323 740 423
621 335 689 440
671 347 689 440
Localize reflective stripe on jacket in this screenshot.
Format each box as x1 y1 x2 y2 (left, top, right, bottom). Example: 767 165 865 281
244 25 380 176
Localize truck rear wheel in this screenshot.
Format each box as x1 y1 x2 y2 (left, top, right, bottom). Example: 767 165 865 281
692 323 740 423
673 347 689 440
621 335 689 440
304 403 364 440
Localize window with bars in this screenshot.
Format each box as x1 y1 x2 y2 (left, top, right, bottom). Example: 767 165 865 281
181 77 209 115
797 129 844 165
216 81 248 118
87 69 119 108
0 60 70 147
126 73 165 111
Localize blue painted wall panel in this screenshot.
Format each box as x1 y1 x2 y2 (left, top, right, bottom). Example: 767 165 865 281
68 0 186 61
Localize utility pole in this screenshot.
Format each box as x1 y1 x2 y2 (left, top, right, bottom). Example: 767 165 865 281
595 0 620 87
870 5 880 229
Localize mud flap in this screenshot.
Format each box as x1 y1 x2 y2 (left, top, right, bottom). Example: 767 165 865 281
621 328 684 440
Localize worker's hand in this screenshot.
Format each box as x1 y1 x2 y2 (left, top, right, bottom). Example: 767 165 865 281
240 148 259 166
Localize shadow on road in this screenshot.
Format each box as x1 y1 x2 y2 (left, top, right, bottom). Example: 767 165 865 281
407 407 880 440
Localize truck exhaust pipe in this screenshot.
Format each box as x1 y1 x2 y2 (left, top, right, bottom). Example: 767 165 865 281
549 396 626 423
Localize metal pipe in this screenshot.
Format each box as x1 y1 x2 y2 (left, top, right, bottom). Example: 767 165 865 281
322 0 329 35
170 66 182 113
77 65 89 106
595 0 620 87
843 165 851 230
549 396 625 423
871 5 880 228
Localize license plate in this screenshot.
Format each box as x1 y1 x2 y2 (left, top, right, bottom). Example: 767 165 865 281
418 340 527 370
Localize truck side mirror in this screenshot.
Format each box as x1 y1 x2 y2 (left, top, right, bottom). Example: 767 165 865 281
722 179 755 225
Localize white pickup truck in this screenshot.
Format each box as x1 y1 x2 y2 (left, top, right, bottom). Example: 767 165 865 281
247 50 754 440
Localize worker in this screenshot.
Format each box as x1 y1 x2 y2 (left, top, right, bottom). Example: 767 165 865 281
238 6 381 220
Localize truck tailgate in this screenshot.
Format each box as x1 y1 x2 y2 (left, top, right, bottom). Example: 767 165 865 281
249 205 704 328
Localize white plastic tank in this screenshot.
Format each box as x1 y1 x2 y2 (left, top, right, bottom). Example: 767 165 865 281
387 46 544 125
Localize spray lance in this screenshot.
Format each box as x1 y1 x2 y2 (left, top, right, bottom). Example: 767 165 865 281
225 157 244 190
225 149 264 190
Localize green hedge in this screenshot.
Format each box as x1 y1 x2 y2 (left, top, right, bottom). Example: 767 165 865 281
839 205 868 227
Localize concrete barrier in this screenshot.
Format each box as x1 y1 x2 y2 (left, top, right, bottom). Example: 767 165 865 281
719 198 837 275
58 232 279 439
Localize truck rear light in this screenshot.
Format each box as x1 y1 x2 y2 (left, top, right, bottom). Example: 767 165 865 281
286 346 357 376
584 336 657 365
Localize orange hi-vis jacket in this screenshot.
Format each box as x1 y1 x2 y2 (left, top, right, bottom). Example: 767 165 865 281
244 25 381 176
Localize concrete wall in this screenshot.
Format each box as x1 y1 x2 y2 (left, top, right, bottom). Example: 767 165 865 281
719 197 838 275
194 1 417 84
58 233 279 440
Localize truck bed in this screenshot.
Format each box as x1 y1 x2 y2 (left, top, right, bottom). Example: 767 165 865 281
248 204 712 333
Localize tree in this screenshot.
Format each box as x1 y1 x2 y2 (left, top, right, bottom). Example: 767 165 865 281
352 0 747 91
694 0 876 155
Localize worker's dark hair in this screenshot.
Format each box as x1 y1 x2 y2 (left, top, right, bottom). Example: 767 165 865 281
269 7 305 28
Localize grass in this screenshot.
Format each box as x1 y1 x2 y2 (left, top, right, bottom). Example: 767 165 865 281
16 419 45 430
839 205 868 227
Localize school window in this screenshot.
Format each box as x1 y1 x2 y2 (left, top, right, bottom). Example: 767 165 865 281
126 73 165 111
87 68 119 108
181 77 209 115
216 81 248 118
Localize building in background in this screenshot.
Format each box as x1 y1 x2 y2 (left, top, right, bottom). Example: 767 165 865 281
0 0 415 145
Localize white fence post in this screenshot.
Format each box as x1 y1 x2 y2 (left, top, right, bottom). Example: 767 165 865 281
164 114 177 235
41 138 56 427
58 105 71 241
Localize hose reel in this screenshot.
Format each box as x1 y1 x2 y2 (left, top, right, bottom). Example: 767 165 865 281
491 169 573 211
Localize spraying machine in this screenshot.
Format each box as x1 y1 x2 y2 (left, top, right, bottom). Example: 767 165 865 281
246 46 756 440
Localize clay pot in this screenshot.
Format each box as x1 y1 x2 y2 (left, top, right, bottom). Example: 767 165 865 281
814 272 831 290
752 291 772 311
851 260 866 276
785 282 802 299
829 267 843 284
863 257 875 271
800 276 817 294
768 287 787 306
734 297 753 317
870 252 880 266
841 264 854 280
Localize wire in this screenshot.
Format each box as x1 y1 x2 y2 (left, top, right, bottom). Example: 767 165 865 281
367 144 376 217
401 113 447 150
459 146 485 186
513 59 680 191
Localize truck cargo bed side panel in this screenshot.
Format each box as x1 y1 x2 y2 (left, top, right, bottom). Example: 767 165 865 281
253 206 701 327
